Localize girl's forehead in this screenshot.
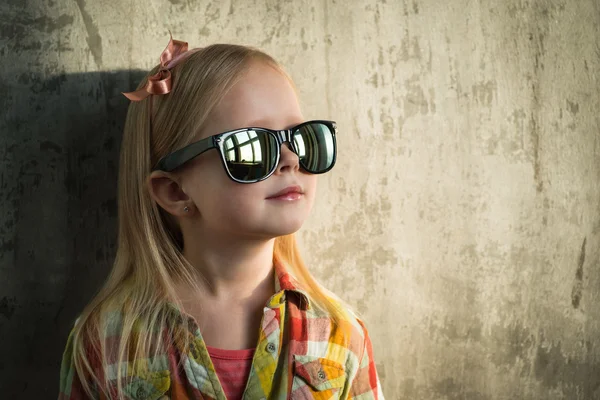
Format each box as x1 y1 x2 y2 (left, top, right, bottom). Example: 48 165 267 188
209 62 303 132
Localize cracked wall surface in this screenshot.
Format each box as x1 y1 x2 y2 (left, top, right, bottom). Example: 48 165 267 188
1 0 599 398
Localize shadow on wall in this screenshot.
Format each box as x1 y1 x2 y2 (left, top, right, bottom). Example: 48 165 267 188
0 70 146 398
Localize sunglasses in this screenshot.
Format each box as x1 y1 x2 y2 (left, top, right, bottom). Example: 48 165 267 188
152 120 337 183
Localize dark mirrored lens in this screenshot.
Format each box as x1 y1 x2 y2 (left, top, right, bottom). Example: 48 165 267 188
293 123 336 172
223 130 278 181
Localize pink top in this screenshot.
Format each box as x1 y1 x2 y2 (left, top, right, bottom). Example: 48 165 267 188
206 345 255 400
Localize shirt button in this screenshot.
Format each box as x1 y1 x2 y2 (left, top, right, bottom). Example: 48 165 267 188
266 342 277 353
317 369 326 380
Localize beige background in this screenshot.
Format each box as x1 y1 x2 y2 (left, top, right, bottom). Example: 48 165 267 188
1 0 599 398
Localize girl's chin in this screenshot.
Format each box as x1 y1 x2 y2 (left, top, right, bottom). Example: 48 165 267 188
256 220 306 238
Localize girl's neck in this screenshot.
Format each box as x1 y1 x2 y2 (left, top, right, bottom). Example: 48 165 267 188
176 235 277 349
180 235 276 301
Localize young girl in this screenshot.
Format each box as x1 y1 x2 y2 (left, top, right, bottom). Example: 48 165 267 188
59 35 383 400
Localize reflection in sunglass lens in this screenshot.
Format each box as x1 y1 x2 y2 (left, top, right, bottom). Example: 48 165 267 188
221 123 335 182
293 123 335 173
223 130 278 181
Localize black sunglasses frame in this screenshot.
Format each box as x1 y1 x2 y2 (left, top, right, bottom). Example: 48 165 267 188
152 120 337 183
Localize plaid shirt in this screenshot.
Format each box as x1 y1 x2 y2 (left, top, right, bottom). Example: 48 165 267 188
59 263 384 399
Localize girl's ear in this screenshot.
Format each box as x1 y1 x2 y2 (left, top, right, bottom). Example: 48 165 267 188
147 171 193 217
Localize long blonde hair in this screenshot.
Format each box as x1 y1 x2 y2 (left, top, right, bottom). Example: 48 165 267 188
68 43 344 398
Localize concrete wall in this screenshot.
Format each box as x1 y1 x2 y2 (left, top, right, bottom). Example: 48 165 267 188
1 0 599 398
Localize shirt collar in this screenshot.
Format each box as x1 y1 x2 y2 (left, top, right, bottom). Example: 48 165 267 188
271 260 311 310
165 261 312 313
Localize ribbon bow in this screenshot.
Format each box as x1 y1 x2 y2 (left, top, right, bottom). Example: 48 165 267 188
122 34 190 101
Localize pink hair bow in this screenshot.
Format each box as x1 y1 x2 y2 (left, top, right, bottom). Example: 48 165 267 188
122 34 190 101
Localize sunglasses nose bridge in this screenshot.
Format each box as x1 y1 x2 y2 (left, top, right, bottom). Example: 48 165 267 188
274 129 291 144
274 129 295 151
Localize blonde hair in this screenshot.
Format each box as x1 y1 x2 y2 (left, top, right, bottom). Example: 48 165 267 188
68 43 345 399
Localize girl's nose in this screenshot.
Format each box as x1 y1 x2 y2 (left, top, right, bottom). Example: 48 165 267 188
275 143 300 174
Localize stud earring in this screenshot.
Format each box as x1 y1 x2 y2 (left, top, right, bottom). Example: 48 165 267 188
184 206 189 212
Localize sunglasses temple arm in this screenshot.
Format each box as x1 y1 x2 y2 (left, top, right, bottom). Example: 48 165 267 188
153 137 216 172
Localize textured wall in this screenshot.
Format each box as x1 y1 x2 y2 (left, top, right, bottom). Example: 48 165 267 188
1 0 599 399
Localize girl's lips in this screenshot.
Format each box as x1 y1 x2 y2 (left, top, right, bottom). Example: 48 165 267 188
267 185 303 199
267 192 303 201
